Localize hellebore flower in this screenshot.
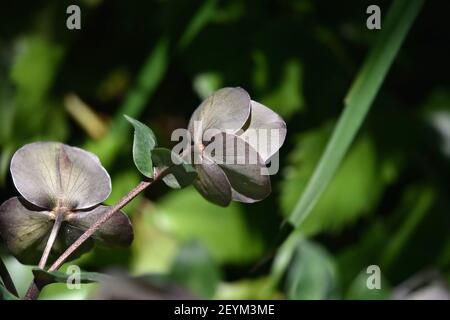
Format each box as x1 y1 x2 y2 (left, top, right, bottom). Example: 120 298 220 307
186 87 286 206
0 142 133 265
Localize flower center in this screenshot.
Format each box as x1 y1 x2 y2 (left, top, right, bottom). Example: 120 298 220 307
51 199 73 219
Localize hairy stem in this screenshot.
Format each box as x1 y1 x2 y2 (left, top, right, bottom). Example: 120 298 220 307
0 257 18 298
24 179 154 300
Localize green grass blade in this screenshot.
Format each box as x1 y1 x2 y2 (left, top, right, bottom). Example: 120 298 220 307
288 0 424 227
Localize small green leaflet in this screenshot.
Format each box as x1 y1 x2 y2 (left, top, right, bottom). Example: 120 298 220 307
152 147 197 188
124 115 157 178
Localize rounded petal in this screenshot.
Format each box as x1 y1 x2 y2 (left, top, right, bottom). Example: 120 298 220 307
240 101 287 162
193 155 232 207
10 142 111 210
0 197 53 265
66 205 133 247
210 133 271 202
188 87 251 142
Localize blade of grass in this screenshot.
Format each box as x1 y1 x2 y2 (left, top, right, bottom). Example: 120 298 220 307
266 0 424 295
288 0 424 227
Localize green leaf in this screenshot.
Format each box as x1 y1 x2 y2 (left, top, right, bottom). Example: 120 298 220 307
32 268 108 287
336 222 389 289
124 115 157 178
260 59 304 119
169 242 221 298
345 270 391 300
152 147 197 188
149 187 263 264
288 0 424 228
215 277 279 300
286 239 338 300
0 283 19 300
193 72 223 99
11 35 64 109
280 126 382 235
39 282 97 300
0 258 18 298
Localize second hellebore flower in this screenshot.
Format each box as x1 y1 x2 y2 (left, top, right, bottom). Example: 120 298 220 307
186 87 286 206
0 142 133 265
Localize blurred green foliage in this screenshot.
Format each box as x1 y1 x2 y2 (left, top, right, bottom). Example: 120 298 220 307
1 0 450 299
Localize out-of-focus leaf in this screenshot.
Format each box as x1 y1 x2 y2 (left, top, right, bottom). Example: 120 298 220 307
281 125 382 235
169 241 221 298
91 272 194 300
0 82 15 144
422 89 450 158
2 33 68 169
422 88 450 113
32 268 108 287
131 204 179 274
11 35 63 109
124 115 157 178
0 145 13 185
0 256 33 297
0 283 18 300
152 147 197 188
288 0 424 228
259 58 304 119
193 72 223 99
336 222 389 288
149 187 263 264
345 269 391 300
215 277 281 300
39 282 98 300
0 258 17 298
286 239 338 300
108 170 141 209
